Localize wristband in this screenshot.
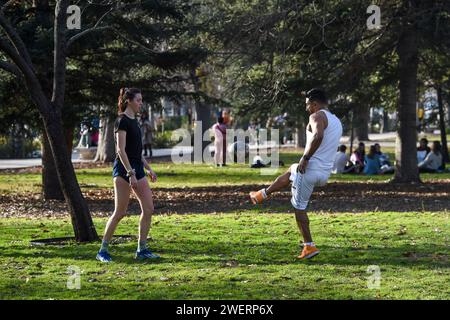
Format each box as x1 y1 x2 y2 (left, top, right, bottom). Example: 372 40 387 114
126 169 136 177
303 154 311 161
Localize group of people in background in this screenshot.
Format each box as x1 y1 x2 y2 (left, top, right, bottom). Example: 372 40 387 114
332 138 445 175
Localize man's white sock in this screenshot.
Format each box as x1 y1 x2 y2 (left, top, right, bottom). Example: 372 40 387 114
304 242 315 247
260 188 267 199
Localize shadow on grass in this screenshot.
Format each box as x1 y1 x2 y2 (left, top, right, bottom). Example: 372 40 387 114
1 239 447 269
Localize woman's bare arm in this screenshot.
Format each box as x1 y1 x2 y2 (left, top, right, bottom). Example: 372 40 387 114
116 131 133 173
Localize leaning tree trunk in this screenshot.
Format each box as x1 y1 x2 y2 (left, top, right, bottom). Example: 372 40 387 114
94 112 116 163
437 86 449 163
42 123 74 200
393 24 420 183
43 108 98 241
42 130 64 200
0 0 97 242
355 104 370 141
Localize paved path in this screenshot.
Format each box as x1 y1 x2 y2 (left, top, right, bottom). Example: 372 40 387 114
0 132 442 170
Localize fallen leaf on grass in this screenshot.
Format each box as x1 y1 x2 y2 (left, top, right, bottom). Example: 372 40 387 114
221 260 239 268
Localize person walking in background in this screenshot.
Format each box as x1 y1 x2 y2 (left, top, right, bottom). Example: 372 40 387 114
213 116 227 167
419 141 443 173
140 111 153 158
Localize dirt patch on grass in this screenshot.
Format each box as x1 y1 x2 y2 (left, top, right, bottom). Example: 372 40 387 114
1 181 449 218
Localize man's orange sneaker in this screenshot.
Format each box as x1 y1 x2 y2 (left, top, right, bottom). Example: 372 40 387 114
249 189 267 204
297 245 320 259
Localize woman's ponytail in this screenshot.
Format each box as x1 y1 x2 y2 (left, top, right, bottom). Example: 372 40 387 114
118 87 128 114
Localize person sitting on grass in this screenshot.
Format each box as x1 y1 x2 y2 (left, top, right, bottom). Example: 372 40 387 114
374 143 394 174
349 142 365 173
418 141 443 173
363 145 381 175
332 145 349 174
417 138 431 163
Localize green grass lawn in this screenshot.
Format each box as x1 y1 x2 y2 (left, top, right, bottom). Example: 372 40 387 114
0 152 449 300
1 151 449 194
0 211 448 299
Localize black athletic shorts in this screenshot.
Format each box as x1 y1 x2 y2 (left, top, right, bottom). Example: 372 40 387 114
112 158 145 183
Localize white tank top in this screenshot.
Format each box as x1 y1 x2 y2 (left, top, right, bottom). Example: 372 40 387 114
306 109 343 172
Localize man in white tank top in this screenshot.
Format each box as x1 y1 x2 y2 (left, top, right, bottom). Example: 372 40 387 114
250 88 343 259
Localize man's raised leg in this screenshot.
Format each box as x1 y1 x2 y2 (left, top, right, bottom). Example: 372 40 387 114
250 170 291 204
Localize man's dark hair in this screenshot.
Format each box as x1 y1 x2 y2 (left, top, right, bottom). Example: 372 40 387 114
306 88 328 104
339 145 347 152
218 116 224 124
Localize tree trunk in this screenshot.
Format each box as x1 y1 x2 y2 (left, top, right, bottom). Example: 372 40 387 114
94 113 116 163
295 118 306 148
42 123 74 200
43 109 98 241
42 130 64 200
350 110 355 154
190 68 211 162
195 102 212 161
447 99 450 129
437 86 449 163
392 24 420 183
355 104 369 141
381 108 389 133
65 125 74 156
0 0 97 242
10 124 24 158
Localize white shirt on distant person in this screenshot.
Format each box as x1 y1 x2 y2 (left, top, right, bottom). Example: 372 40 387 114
418 152 442 171
332 151 348 174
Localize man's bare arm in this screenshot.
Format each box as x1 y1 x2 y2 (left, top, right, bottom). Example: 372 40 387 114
297 112 326 173
303 112 326 159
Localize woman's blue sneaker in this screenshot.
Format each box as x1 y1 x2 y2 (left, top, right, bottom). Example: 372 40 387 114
135 248 160 260
96 251 112 262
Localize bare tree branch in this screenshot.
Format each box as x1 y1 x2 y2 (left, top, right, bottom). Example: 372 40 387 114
67 26 112 48
0 58 21 77
52 0 70 108
0 10 34 67
0 0 14 14
67 6 115 48
0 37 50 114
0 36 32 78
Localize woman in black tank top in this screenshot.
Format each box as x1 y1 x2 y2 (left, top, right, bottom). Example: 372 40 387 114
96 88 160 262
